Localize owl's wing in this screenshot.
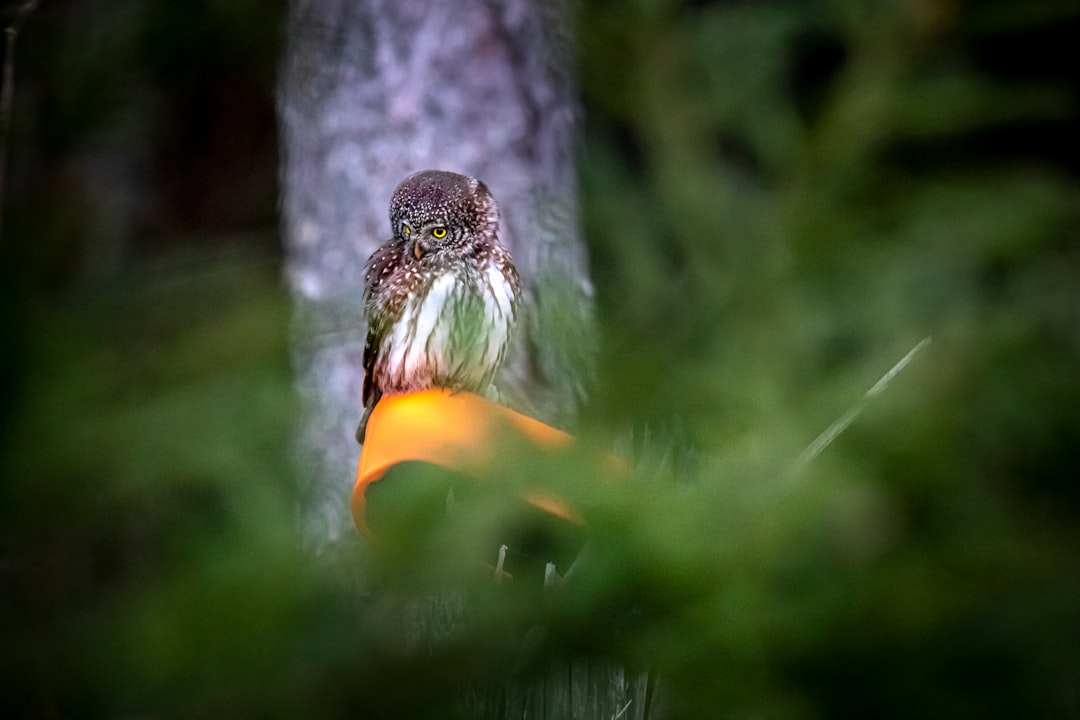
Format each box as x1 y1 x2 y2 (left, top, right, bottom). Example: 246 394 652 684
493 245 522 319
357 238 403 443
356 324 382 444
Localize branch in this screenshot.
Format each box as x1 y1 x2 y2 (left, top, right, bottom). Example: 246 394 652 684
0 0 42 247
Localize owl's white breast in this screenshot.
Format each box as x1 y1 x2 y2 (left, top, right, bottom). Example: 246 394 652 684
377 259 515 396
389 272 457 380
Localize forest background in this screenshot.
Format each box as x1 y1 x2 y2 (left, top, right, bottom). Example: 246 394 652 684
2 0 1079 718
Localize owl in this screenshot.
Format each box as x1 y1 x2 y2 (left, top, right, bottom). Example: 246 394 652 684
355 170 521 443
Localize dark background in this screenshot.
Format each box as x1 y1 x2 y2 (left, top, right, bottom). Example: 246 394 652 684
3 0 1080 717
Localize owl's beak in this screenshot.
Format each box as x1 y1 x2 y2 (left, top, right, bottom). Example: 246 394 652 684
407 239 424 261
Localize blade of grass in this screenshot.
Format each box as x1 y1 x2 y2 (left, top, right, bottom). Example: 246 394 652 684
794 336 932 470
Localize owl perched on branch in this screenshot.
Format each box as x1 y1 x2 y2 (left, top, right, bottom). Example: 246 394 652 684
355 170 521 443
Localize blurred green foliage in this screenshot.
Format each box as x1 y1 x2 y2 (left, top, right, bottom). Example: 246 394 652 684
577 0 1080 717
3 0 1080 718
0 254 302 713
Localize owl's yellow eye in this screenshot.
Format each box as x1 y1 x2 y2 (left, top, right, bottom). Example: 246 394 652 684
402 225 411 236
432 226 447 239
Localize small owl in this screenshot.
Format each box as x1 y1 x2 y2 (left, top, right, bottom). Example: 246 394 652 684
355 170 521 443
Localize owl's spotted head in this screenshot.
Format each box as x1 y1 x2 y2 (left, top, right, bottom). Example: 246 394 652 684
389 170 500 260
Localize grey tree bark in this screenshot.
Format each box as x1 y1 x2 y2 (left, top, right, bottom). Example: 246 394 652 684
278 0 594 547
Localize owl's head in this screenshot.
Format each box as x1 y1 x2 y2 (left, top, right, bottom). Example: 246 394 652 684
389 169 500 261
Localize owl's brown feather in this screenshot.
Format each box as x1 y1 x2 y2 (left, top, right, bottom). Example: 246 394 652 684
356 170 520 443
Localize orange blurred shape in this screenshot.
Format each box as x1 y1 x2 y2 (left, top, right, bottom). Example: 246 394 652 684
352 389 586 538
